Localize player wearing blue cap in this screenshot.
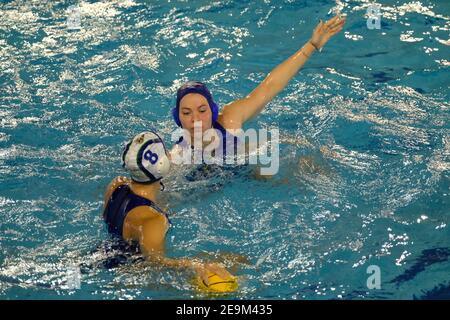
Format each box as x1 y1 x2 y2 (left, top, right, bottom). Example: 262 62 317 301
170 15 345 163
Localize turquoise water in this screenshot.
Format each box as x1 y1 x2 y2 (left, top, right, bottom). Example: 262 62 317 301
1 0 449 300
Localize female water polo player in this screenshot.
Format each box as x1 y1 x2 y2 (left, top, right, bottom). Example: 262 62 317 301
171 15 346 165
103 131 233 285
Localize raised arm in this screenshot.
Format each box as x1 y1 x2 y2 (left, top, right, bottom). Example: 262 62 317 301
220 15 346 129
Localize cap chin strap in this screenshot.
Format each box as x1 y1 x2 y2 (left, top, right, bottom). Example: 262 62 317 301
160 181 165 191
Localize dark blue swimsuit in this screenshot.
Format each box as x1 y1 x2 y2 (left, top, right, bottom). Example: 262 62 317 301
103 184 170 237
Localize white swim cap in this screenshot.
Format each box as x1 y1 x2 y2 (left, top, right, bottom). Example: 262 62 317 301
121 131 170 184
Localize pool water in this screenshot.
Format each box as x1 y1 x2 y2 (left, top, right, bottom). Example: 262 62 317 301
0 0 449 299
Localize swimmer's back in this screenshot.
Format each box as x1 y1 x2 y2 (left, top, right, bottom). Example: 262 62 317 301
103 177 169 247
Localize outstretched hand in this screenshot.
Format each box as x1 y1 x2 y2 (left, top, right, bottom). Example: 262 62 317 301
310 14 346 50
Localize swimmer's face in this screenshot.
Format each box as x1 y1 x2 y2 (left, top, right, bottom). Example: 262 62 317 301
179 93 213 134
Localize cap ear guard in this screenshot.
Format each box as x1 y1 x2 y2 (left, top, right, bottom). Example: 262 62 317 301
210 101 219 122
172 106 182 127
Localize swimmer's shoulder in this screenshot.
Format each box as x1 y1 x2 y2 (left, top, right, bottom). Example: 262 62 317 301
123 204 169 250
217 110 243 130
217 105 245 130
125 204 168 226
103 176 131 207
123 201 170 240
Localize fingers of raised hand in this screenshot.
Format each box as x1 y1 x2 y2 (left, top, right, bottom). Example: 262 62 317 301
325 18 345 35
314 20 323 32
324 15 337 28
329 22 345 35
326 15 346 29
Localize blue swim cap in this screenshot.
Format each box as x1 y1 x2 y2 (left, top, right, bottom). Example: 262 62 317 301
172 81 219 127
